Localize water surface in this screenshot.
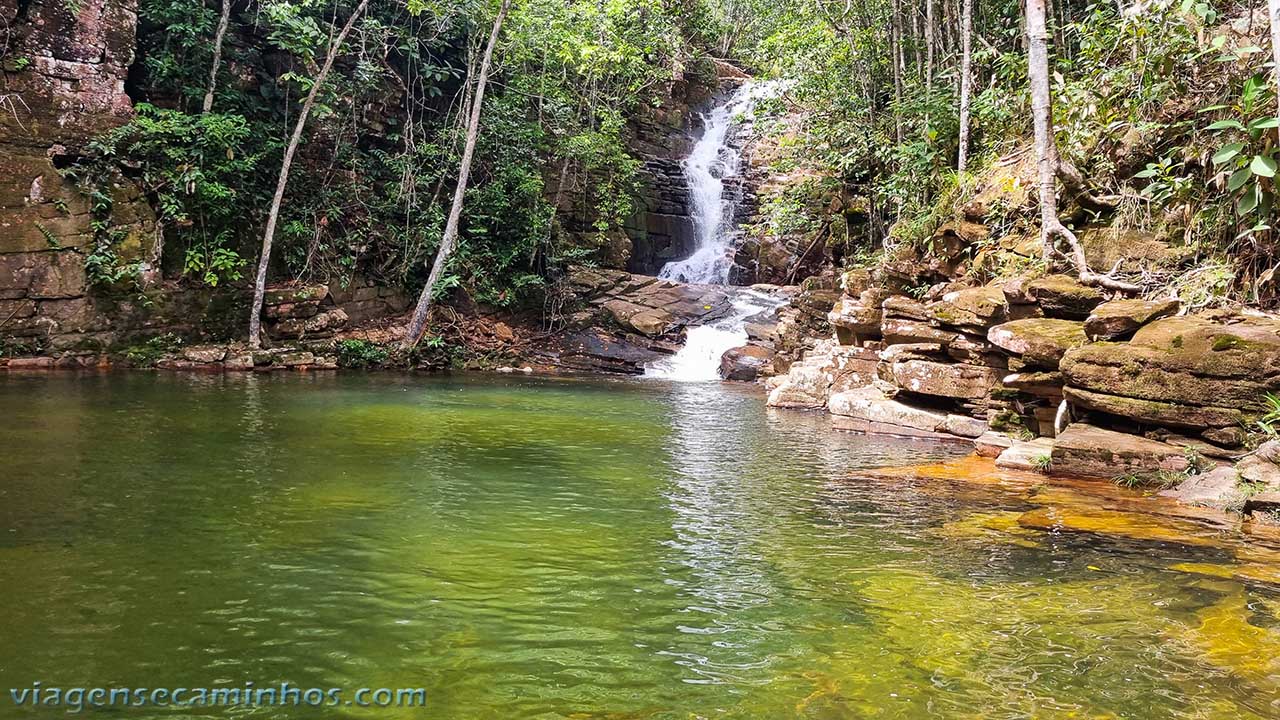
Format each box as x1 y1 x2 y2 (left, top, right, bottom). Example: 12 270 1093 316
2 372 1279 718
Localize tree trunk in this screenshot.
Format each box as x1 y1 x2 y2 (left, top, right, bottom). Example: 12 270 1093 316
925 0 935 89
957 0 973 173
399 0 513 352
247 0 370 349
202 0 232 114
1271 0 1280 124
891 0 904 142
1025 0 1138 292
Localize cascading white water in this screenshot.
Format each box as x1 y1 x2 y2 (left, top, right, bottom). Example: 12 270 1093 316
647 81 787 383
646 289 785 381
658 81 781 285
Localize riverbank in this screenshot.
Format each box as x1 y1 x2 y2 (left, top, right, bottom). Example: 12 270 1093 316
758 266 1280 528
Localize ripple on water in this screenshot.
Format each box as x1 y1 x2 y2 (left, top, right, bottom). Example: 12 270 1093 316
2 373 1280 718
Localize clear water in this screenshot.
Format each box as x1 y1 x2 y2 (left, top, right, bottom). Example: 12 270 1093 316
2 372 1280 719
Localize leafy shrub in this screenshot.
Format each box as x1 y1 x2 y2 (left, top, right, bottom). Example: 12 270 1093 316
123 333 183 367
335 339 390 369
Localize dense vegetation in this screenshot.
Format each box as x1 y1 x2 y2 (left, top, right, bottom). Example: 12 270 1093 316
719 0 1280 305
76 0 718 309
72 0 1280 332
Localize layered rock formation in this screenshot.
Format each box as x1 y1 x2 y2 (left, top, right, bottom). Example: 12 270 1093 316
764 268 1280 521
0 0 163 355
530 266 766 374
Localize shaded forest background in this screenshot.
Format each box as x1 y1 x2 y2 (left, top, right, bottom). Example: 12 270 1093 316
65 0 1280 323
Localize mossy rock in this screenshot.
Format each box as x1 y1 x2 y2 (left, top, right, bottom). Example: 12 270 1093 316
1026 275 1104 320
988 318 1087 368
1084 299 1180 341
1060 314 1280 416
925 285 1010 330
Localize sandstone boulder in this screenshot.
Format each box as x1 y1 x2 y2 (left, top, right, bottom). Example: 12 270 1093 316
974 431 1014 458
926 285 1008 330
1062 387 1244 429
1060 314 1280 428
1000 371 1065 398
828 288 891 344
1050 423 1189 479
181 345 226 364
828 386 954 438
1084 299 1180 340
720 345 774 381
941 414 988 438
881 318 959 346
1159 467 1245 511
892 360 1001 400
988 318 1087 368
1026 275 1105 319
767 358 837 409
995 437 1056 471
882 295 930 321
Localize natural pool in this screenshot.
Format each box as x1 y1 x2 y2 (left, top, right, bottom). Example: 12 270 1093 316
1 372 1279 719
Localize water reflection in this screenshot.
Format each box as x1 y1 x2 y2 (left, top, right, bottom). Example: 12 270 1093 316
2 372 1279 718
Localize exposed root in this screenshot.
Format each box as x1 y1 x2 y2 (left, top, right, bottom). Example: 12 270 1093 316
1056 159 1121 211
1046 219 1142 294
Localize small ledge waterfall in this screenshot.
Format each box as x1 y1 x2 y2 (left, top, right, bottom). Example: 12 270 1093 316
647 81 785 382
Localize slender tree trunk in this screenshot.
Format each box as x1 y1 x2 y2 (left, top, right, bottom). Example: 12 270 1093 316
399 0 513 352
1025 0 1137 292
203 0 232 113
957 0 973 173
1271 0 1280 125
247 0 370 348
925 0 935 89
891 0 904 142
910 1 921 74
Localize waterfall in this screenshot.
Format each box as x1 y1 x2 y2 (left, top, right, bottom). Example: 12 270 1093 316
658 81 779 285
646 289 785 381
647 81 786 383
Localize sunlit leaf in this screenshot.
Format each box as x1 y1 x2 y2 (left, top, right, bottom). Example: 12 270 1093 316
1251 154 1277 178
1212 143 1244 165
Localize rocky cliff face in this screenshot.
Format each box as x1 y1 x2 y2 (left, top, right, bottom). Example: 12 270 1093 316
0 0 164 355
761 264 1280 522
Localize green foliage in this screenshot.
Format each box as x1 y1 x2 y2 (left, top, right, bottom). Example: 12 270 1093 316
123 333 183 367
1255 392 1280 437
336 339 391 369
1203 72 1279 234
69 104 258 289
1113 470 1186 490
1032 454 1053 473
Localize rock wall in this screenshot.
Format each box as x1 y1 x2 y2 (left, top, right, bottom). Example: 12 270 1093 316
763 269 1280 522
0 0 164 355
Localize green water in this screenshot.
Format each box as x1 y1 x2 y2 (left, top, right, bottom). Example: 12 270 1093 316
2 372 1280 719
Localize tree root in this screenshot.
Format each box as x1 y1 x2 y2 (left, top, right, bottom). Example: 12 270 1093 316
1056 159 1121 212
1046 219 1142 294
